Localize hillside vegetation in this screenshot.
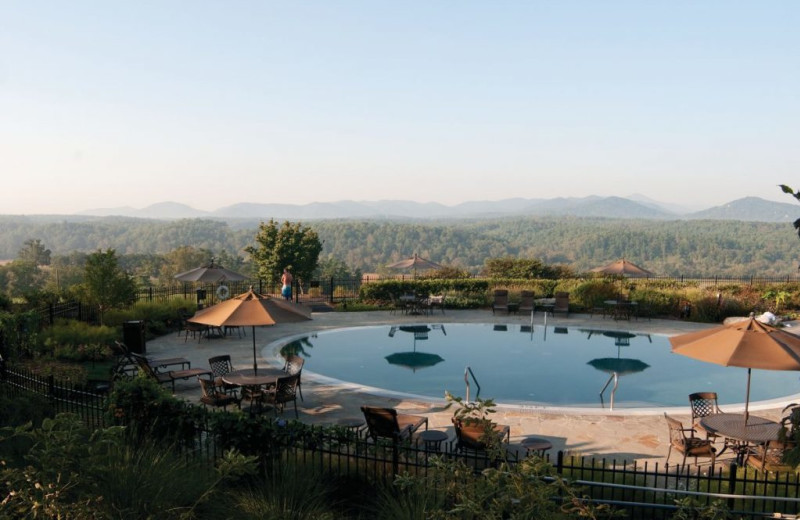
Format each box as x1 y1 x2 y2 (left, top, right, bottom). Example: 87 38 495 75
0 215 798 277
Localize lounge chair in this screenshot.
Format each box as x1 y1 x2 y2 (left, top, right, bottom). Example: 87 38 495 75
130 352 213 392
452 417 511 453
664 413 716 467
518 290 535 315
553 292 570 317
198 377 240 411
491 290 509 315
263 373 301 418
361 405 428 443
689 392 724 442
110 341 191 380
283 354 305 401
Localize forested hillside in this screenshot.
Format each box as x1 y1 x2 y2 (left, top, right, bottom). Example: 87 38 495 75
0 216 798 277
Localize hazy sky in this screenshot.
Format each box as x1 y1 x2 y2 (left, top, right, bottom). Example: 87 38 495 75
2 2 798 215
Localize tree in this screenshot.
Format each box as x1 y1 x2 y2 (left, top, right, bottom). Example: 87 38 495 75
17 238 51 266
245 220 323 284
82 249 136 324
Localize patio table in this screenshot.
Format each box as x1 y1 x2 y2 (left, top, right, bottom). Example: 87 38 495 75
699 413 782 463
222 368 284 387
534 298 555 316
603 300 638 320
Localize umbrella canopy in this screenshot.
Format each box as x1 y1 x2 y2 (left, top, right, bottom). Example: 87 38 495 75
385 352 445 372
386 253 443 279
591 258 653 278
188 287 311 372
174 260 247 283
587 357 650 376
670 315 800 422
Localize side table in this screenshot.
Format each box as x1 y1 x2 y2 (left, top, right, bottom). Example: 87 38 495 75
335 417 366 434
417 430 449 452
521 437 553 457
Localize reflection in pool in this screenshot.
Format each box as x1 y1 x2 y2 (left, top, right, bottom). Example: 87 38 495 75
273 323 800 408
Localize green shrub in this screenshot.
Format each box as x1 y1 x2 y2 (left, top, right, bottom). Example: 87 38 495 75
41 319 117 361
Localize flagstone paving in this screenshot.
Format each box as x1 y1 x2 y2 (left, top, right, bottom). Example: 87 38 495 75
145 308 796 466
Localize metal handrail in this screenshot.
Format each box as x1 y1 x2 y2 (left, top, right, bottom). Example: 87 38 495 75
465 366 481 403
599 372 619 410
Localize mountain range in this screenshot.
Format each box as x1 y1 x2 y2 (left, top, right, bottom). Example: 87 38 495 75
74 195 799 223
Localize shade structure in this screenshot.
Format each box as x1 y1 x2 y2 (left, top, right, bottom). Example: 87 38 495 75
386 324 445 371
386 253 443 279
385 352 445 372
670 316 800 423
174 260 247 283
188 287 311 372
587 357 650 376
591 258 653 278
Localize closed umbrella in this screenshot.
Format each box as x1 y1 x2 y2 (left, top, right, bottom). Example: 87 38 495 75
387 253 443 280
670 315 800 423
188 287 311 373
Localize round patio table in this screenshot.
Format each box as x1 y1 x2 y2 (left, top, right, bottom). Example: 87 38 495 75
222 368 284 387
700 413 782 463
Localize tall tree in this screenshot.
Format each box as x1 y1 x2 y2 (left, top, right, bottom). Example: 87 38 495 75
17 239 51 266
82 249 136 324
246 219 323 284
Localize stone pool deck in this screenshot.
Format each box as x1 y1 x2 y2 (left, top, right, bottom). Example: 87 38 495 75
144 308 799 467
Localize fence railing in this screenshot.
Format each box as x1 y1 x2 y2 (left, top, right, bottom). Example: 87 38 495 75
3 363 800 518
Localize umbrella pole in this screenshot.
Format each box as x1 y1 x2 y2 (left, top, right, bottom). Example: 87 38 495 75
252 326 257 374
744 367 752 424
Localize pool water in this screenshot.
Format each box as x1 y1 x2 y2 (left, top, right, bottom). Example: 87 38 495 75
270 323 800 408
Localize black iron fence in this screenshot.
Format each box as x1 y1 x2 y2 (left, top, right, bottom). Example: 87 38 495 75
3 363 800 518
0 363 108 429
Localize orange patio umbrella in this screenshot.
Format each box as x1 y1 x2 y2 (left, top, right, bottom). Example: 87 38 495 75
188 287 311 373
670 315 800 423
591 258 653 278
386 253 443 280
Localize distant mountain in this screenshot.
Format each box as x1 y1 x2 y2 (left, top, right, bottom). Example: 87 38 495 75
73 196 799 223
79 201 208 219
626 193 699 214
686 197 799 222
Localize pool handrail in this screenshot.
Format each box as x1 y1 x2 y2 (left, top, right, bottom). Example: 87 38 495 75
465 366 481 403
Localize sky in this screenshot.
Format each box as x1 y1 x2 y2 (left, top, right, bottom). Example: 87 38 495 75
2 2 799 215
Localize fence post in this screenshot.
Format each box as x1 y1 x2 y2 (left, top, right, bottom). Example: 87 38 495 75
47 374 55 402
392 441 399 476
556 450 564 474
49 303 54 326
727 463 738 511
149 287 153 302
78 302 82 322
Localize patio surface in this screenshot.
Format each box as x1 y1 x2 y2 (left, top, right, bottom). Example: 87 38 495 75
145 308 799 466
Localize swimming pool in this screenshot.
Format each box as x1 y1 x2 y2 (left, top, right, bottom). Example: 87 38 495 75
269 323 800 409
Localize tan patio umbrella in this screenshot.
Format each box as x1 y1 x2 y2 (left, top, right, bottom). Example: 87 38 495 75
174 260 247 283
591 258 653 278
386 253 443 279
670 315 800 423
188 287 311 373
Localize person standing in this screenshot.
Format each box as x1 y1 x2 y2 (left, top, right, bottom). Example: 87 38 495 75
281 268 293 301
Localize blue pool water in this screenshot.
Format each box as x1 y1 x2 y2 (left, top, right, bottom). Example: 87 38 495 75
270 323 800 408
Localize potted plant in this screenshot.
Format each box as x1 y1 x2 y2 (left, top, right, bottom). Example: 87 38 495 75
445 392 508 453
